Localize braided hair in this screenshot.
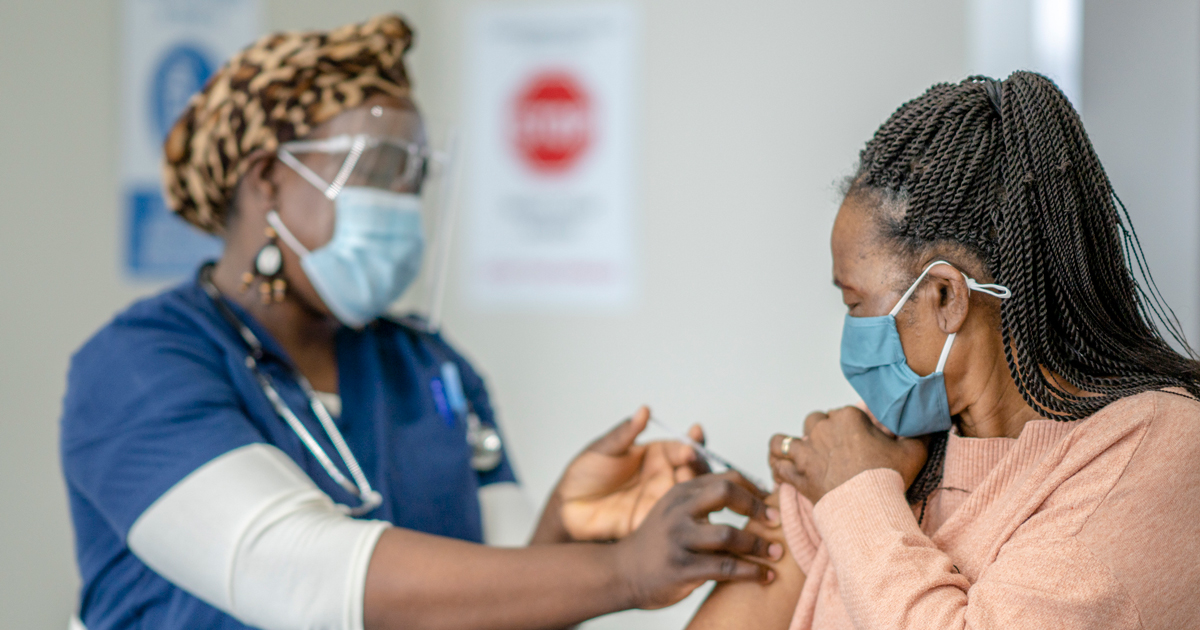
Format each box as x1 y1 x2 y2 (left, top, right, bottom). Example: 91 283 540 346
845 72 1200 507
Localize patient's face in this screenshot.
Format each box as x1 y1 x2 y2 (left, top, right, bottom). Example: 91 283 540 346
830 197 909 318
830 196 971 379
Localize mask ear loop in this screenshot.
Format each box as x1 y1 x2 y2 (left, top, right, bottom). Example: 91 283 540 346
966 278 1012 299
891 260 1012 373
266 211 311 258
889 260 955 317
277 148 333 195
935 332 957 374
937 277 1010 373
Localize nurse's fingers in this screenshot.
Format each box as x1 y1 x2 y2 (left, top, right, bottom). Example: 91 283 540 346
684 523 782 561
683 424 711 476
685 555 774 585
587 406 651 456
663 424 711 479
663 439 700 468
686 472 771 522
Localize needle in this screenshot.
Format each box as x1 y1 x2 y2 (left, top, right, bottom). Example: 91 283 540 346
648 417 771 494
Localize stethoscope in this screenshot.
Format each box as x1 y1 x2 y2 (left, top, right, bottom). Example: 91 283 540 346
200 266 503 517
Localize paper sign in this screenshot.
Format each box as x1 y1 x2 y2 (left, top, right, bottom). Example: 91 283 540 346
465 2 638 308
121 0 262 277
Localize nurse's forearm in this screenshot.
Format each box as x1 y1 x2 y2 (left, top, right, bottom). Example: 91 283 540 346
364 527 630 630
365 473 779 630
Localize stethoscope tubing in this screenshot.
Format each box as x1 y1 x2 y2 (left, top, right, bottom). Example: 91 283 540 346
200 267 382 516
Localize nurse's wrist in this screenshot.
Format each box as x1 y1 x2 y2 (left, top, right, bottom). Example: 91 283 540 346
600 541 640 611
530 490 574 544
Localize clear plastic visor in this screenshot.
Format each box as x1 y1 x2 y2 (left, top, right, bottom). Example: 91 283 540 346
277 119 460 330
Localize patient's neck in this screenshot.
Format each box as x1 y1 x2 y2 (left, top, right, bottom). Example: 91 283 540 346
955 355 1040 439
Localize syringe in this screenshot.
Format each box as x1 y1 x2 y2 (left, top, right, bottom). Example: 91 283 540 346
648 416 771 494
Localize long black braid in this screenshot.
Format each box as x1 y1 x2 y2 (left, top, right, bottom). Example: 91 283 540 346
845 72 1200 508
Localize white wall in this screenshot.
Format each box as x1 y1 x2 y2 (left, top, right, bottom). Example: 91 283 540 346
1081 0 1200 352
967 0 1084 107
1 1 966 628
1 4 127 627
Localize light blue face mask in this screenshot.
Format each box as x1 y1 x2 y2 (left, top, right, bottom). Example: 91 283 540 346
840 260 1011 437
268 186 424 328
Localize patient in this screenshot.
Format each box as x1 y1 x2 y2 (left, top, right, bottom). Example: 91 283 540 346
687 72 1200 629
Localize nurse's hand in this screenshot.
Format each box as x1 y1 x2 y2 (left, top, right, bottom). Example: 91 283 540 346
768 406 927 504
551 406 708 542
614 471 782 610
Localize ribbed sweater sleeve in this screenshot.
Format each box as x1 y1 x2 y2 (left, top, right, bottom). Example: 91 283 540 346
810 469 1141 629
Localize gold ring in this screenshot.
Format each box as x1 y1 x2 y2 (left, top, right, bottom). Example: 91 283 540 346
781 436 794 456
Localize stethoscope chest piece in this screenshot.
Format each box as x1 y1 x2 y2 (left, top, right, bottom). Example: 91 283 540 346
466 412 503 472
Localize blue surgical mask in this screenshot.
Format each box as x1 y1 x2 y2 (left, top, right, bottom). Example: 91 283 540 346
839 260 1011 437
268 186 425 327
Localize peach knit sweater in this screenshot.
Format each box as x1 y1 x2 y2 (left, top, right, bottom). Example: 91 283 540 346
779 390 1200 629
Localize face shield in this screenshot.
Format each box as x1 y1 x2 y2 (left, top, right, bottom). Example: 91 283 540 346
276 108 460 330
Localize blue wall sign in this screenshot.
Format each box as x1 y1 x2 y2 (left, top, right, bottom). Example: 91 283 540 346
127 186 222 277
121 0 261 279
150 43 214 141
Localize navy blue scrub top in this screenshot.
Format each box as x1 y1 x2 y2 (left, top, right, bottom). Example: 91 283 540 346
60 268 517 630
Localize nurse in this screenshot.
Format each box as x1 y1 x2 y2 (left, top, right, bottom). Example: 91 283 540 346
61 15 778 630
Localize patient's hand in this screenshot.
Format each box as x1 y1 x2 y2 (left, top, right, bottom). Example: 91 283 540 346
769 406 927 504
555 407 708 541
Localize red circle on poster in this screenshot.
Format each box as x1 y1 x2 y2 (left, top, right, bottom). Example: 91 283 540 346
513 71 592 173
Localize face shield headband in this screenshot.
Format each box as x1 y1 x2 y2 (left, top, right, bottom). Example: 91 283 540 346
276 133 445 199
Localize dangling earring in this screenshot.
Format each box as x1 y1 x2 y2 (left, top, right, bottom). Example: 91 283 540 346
246 223 287 304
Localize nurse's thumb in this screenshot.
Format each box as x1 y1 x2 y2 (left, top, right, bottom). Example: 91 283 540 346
589 406 650 455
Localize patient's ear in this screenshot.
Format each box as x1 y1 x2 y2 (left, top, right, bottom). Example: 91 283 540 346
925 265 970 335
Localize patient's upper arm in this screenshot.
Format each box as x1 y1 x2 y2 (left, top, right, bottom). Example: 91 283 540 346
686 490 805 630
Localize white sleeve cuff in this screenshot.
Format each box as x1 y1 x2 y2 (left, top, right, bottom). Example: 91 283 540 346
478 481 534 547
127 443 388 630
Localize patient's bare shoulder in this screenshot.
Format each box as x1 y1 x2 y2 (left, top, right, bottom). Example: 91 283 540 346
686 489 805 630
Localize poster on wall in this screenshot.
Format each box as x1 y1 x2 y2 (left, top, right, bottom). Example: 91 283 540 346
464 2 638 309
121 0 261 278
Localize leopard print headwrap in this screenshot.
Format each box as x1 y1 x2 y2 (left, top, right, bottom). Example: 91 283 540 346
162 14 414 233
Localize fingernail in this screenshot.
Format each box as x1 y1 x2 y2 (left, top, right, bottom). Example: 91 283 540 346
766 507 780 525
768 543 783 560
766 569 776 583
